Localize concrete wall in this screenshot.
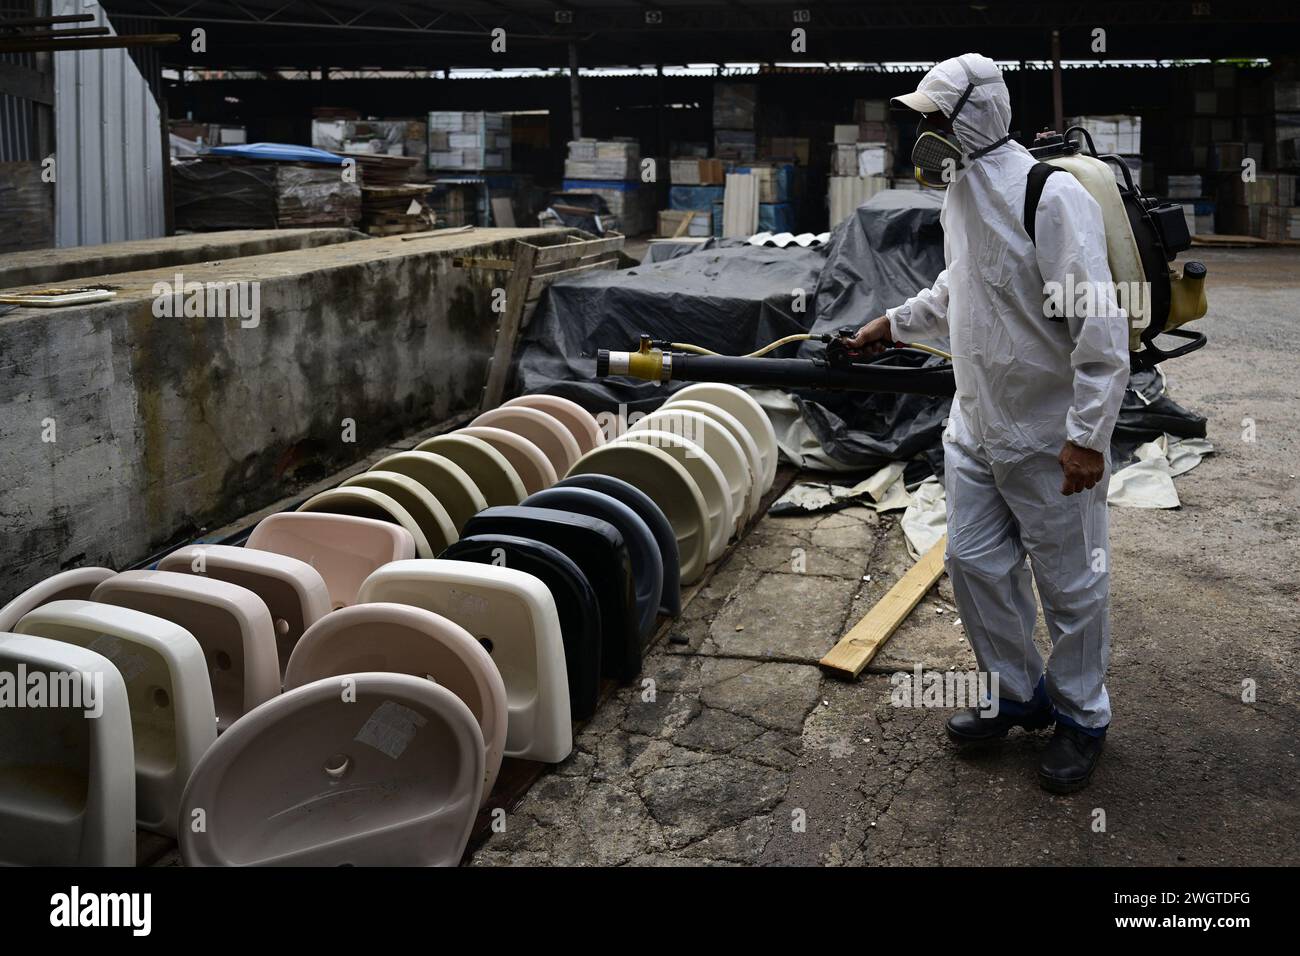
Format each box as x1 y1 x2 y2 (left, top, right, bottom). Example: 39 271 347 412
0 227 577 602
0 228 362 289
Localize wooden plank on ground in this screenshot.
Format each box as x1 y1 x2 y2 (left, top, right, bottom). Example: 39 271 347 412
819 535 948 680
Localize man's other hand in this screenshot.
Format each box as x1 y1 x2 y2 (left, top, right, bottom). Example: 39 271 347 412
1059 441 1105 495
846 315 893 355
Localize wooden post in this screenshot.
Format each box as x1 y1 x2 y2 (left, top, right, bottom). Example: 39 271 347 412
480 240 540 411
568 40 582 141
1051 30 1064 134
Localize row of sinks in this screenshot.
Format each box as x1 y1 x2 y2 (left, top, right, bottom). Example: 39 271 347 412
0 385 777 866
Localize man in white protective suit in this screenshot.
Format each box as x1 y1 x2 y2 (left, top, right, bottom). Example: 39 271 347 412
850 53 1130 793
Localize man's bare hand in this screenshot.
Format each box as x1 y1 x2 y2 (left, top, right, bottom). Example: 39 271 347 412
1059 441 1105 495
845 315 893 355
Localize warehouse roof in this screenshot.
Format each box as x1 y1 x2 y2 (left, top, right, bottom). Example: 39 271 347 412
103 0 1300 70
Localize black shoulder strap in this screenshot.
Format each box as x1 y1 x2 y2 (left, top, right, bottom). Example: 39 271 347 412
1024 162 1062 245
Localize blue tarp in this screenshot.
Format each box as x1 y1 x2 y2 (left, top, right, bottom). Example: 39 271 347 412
736 163 796 202
206 143 345 165
562 178 642 191
670 184 726 210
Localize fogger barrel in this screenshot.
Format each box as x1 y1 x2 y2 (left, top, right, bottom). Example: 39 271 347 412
595 346 958 398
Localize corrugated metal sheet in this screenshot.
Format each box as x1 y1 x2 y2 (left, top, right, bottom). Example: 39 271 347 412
828 175 890 228
0 1 38 162
53 0 164 246
722 172 758 238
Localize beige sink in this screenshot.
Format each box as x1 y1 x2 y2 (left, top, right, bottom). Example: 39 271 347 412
178 672 484 866
159 544 331 679
92 570 279 732
245 512 415 611
456 426 557 496
283 602 507 804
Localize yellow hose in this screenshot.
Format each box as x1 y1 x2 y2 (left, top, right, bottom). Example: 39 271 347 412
668 333 818 358
904 342 953 360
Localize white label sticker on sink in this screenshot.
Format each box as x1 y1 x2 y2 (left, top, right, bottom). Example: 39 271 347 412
354 700 428 759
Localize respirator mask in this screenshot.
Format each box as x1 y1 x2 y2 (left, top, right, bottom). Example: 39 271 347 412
911 62 1015 189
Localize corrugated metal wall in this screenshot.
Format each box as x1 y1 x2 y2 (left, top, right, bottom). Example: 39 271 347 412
0 55 38 162
52 0 165 246
0 2 39 162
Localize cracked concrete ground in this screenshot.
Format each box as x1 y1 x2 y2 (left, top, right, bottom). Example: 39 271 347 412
471 247 1299 867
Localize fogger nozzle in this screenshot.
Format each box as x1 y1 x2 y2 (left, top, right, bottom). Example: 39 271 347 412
593 343 957 397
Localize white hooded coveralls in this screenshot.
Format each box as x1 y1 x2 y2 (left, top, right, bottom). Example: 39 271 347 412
887 54 1130 730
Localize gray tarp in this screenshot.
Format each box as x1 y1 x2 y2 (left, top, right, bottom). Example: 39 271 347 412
515 189 1204 477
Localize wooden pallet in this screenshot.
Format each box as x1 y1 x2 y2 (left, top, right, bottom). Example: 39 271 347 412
455 234 624 412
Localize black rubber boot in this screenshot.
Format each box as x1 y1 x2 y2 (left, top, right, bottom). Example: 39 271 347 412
945 702 1054 745
1038 724 1106 794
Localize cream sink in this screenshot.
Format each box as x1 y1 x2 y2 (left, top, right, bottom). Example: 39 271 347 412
15 600 216 837
359 560 572 763
664 382 778 491
472 406 581 477
0 567 116 632
415 434 527 506
614 429 733 563
456 426 557 495
502 394 605 455
0 632 136 865
566 442 711 585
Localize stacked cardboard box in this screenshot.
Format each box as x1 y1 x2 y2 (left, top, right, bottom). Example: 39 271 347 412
763 137 811 165
1066 115 1142 155
561 179 656 235
714 82 758 163
668 184 726 235
172 160 361 231
312 118 427 166
670 158 725 185
830 101 896 184
427 111 511 172
657 209 712 238
832 144 892 177
714 129 757 163
170 120 247 148
563 135 653 233
713 83 757 131
1258 204 1300 241
565 139 641 180
1215 172 1299 237
1163 175 1203 199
